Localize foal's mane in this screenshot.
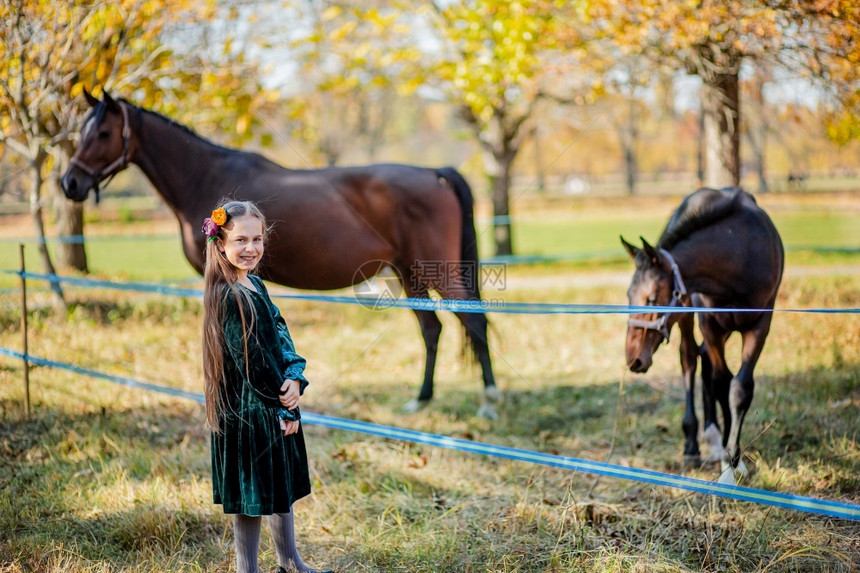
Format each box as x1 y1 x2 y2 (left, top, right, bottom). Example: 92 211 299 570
657 187 746 250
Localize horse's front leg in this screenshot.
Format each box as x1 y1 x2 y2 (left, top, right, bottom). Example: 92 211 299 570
698 313 733 466
724 321 771 480
698 343 723 464
678 313 700 468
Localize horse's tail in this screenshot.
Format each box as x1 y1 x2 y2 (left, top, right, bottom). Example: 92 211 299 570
437 166 481 301
438 167 498 398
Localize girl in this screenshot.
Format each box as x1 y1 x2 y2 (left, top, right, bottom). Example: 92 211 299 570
201 201 330 573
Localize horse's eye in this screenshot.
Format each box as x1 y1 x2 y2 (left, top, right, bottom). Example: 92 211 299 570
647 296 657 305
98 131 110 139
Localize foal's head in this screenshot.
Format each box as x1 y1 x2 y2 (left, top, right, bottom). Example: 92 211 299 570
621 237 678 373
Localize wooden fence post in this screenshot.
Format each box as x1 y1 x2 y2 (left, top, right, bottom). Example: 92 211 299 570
20 244 30 418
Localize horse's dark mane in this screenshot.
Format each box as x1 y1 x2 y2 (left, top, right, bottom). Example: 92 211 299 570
91 98 234 154
116 98 210 140
657 187 746 250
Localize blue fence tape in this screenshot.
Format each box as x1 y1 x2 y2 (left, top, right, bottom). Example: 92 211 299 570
4 270 860 316
0 346 202 403
1 344 858 521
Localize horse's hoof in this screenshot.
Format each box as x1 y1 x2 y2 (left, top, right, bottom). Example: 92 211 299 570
718 465 736 485
718 451 737 484
476 403 498 420
735 458 749 480
484 385 503 404
402 399 429 413
702 424 723 463
682 454 702 470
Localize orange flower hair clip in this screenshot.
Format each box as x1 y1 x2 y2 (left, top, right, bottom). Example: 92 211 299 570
210 207 227 226
202 207 229 242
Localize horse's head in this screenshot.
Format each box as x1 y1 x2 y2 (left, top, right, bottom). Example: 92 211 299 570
621 236 684 373
61 90 134 202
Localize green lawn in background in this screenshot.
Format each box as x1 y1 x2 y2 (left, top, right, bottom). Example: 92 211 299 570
0 196 857 289
508 210 859 258
0 236 197 289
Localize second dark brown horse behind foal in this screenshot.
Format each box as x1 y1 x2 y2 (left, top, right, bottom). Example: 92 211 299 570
60 91 500 418
622 187 783 483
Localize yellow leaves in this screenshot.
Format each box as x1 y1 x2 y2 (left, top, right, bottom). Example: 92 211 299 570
329 20 358 42
432 0 560 112
396 76 424 97
69 83 85 99
236 114 250 136
0 0 273 151
322 5 342 21
825 104 860 145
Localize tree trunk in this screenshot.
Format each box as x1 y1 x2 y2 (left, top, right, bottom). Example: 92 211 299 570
622 96 639 195
701 61 741 188
745 69 769 193
532 124 546 194
748 125 768 193
696 101 705 187
623 143 636 195
52 151 88 272
29 150 66 308
487 149 514 257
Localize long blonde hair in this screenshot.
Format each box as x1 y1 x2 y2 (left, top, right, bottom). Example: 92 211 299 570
202 200 269 431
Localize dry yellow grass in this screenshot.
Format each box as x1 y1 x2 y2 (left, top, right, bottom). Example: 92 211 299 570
0 263 857 571
0 193 858 572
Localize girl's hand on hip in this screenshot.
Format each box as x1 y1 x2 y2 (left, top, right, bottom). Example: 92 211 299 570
279 379 301 409
279 419 299 436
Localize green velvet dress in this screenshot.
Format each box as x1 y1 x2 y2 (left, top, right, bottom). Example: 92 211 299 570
210 275 311 516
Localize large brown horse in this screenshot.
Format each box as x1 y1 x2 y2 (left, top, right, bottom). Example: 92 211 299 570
622 187 783 483
61 92 500 418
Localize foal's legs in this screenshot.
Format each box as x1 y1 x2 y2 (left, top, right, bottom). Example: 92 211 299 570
725 313 773 470
698 313 734 464
677 313 701 467
698 344 723 463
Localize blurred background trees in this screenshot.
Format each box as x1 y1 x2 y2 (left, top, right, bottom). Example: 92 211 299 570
2 0 859 259
0 0 271 285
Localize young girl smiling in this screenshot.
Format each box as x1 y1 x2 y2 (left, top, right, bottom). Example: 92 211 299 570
201 200 330 573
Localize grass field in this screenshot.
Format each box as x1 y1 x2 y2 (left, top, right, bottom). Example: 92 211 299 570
0 192 858 572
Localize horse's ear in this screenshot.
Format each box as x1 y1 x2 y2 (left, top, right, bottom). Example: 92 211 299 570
83 88 100 108
620 236 640 259
640 237 660 264
102 90 118 109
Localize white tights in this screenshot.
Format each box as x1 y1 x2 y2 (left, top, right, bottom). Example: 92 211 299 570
233 511 315 573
